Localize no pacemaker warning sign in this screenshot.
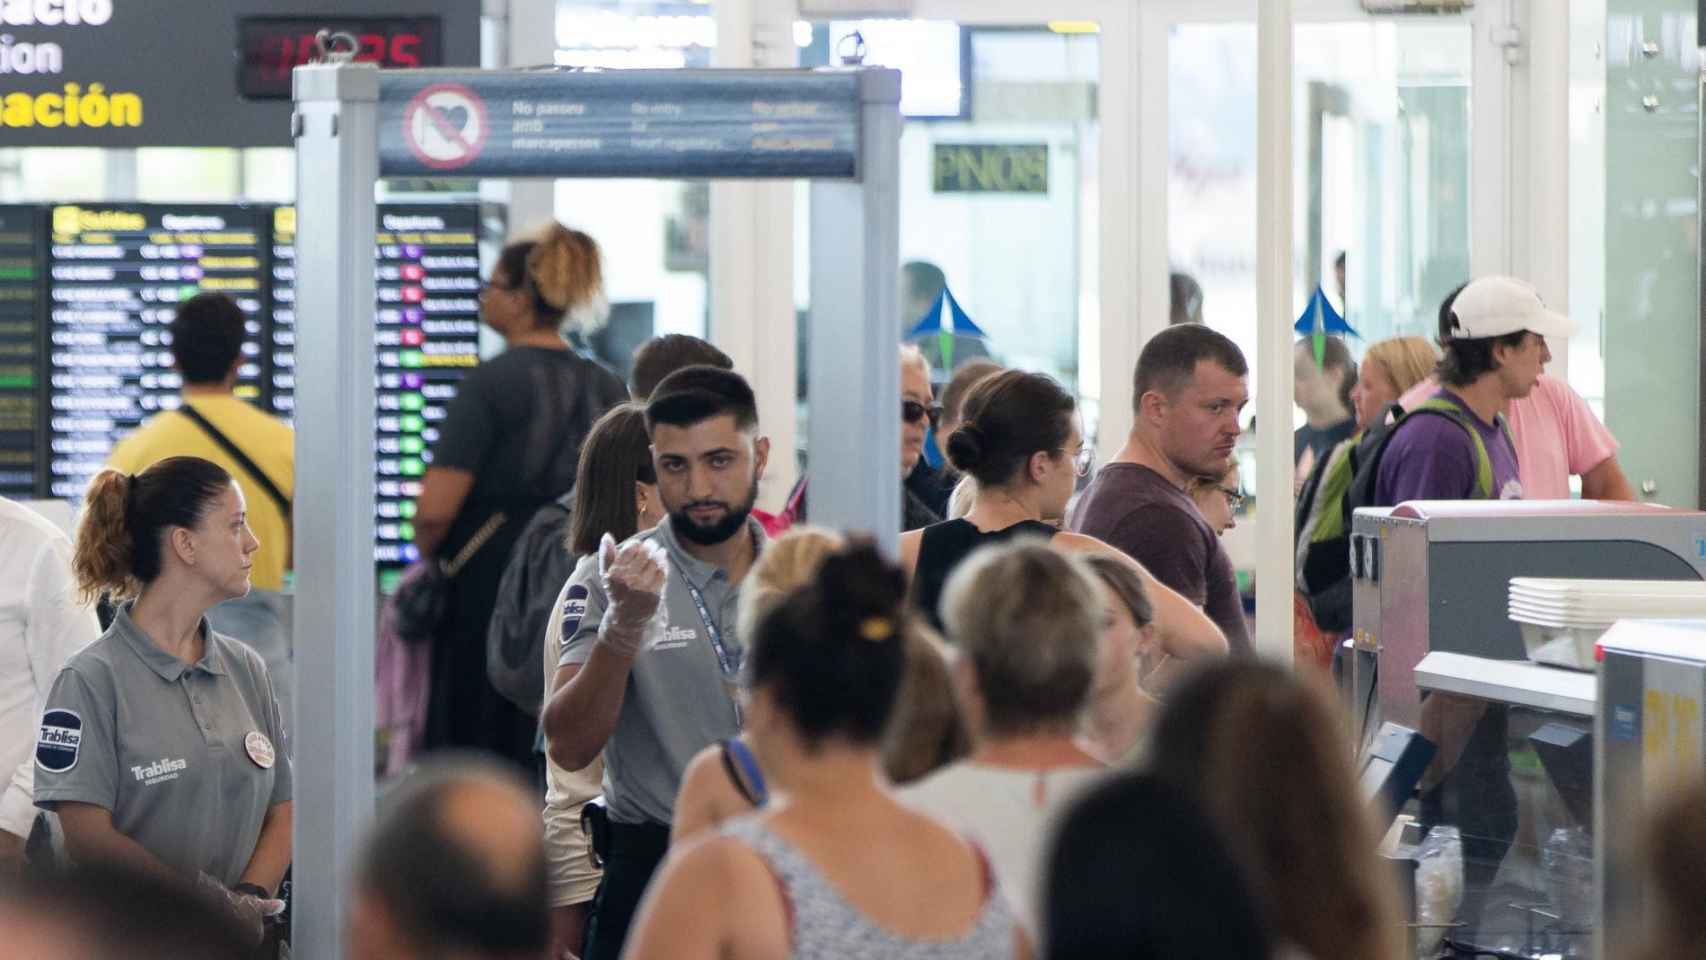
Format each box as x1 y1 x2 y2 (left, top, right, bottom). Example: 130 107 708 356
378 70 872 179
402 83 488 171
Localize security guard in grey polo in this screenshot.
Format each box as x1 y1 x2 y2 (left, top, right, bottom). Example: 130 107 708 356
35 458 291 945
544 366 769 960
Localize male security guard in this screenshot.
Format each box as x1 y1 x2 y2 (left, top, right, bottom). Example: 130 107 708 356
543 366 768 960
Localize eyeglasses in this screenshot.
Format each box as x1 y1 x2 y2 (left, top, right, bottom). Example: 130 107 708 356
1069 445 1094 478
1218 486 1245 511
902 400 942 429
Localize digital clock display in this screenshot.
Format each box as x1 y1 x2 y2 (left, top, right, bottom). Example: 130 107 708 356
238 16 443 100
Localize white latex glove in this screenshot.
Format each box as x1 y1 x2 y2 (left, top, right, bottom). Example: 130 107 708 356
196 872 285 946
597 533 668 657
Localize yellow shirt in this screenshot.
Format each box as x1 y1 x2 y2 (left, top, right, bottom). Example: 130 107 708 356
107 396 295 592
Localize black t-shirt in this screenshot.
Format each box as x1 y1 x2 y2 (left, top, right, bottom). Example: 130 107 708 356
911 518 1058 631
422 346 625 761
436 347 625 493
432 346 627 549
906 460 955 518
1294 418 1356 470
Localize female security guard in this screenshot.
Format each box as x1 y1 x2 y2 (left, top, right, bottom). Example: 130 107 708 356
34 457 291 946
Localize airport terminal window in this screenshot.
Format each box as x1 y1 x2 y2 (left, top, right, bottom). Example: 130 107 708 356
136 149 246 202
1168 21 1472 404
553 0 714 365
793 24 1100 460
0 148 104 202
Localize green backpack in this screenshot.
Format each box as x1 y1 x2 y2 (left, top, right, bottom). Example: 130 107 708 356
1294 398 1512 631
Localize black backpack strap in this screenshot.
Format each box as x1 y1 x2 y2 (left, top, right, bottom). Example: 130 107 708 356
175 403 292 523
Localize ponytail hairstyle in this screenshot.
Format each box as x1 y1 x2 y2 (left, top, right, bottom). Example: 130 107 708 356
946 369 1077 490
747 540 909 748
72 458 235 603
496 222 605 332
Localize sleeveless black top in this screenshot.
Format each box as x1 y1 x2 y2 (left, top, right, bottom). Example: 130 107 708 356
911 519 1059 631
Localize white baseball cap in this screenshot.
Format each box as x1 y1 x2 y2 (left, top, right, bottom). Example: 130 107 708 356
1446 275 1577 340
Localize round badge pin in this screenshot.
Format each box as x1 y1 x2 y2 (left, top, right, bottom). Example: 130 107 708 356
244 731 276 770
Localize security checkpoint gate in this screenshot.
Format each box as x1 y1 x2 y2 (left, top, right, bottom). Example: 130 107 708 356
290 61 901 956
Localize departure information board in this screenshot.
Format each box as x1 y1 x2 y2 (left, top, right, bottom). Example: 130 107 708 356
46 205 269 500
273 203 482 565
0 206 43 498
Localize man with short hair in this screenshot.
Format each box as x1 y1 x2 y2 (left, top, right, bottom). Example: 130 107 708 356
543 365 769 960
0 859 253 959
348 756 549 960
1069 325 1253 655
106 292 295 712
627 334 733 402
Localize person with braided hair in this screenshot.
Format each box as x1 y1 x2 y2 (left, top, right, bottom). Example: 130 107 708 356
414 222 628 768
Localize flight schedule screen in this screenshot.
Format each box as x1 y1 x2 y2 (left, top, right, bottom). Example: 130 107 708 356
273 203 482 565
46 205 267 499
0 206 42 498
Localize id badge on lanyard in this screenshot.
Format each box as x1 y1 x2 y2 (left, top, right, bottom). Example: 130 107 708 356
676 566 744 725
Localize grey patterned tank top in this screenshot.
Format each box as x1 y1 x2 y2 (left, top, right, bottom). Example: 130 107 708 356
721 816 1017 960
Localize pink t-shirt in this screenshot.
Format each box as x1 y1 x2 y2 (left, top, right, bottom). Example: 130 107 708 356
1395 374 1618 499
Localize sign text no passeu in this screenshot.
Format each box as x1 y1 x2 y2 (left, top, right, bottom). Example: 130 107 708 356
931 143 1048 194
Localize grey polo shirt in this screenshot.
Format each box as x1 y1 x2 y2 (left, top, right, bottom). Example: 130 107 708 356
558 516 761 826
34 603 292 887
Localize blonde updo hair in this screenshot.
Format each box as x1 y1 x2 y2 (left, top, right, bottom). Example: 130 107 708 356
72 458 235 603
735 526 845 641
1362 335 1438 398
496 222 605 331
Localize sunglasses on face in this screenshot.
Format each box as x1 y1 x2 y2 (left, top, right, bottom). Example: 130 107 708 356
902 400 942 429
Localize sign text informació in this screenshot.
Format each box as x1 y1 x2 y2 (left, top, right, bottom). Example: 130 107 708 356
0 0 476 147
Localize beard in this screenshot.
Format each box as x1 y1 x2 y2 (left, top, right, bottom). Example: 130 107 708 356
669 475 760 546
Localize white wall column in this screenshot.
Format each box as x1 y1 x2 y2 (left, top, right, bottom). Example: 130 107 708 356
1255 0 1295 662
1522 2 1572 376
712 0 800 509
1472 0 1518 283
1098 2 1143 466
1469 1 1571 371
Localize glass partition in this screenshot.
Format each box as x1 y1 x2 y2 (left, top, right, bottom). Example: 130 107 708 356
793 23 1101 464
1164 11 1473 632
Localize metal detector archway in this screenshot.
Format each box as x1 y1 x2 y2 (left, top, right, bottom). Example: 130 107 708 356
289 61 900 956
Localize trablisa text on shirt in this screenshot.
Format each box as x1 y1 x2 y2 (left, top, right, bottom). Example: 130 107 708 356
132 757 188 785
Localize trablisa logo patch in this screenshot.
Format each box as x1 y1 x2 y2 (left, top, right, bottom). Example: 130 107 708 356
560 584 590 648
36 709 82 773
